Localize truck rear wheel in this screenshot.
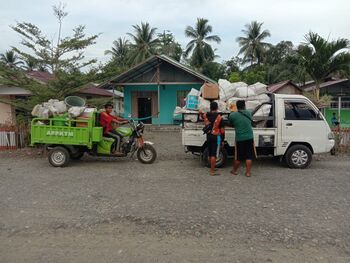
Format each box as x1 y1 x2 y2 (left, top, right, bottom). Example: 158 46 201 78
202 148 227 168
285 144 312 169
48 146 70 167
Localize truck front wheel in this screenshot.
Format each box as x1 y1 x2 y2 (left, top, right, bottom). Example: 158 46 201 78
48 146 70 167
285 144 312 169
202 148 227 168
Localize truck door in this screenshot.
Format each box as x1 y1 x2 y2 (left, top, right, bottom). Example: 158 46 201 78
280 99 328 153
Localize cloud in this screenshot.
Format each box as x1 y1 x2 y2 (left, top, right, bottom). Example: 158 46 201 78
0 0 349 64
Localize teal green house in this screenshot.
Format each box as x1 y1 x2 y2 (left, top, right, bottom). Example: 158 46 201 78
101 55 215 125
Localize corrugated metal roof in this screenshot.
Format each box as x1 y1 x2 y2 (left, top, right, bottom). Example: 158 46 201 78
25 71 55 84
77 83 114 97
268 80 301 93
0 85 31 96
304 78 349 92
101 55 216 86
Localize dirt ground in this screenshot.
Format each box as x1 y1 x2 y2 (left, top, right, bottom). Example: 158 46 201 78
1 131 350 263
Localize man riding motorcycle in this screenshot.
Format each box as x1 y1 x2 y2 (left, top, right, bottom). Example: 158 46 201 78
100 103 128 155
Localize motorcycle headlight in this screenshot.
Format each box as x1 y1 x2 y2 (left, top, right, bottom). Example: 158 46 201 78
137 122 144 131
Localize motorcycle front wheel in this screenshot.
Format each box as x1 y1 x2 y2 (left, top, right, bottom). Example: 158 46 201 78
137 144 157 164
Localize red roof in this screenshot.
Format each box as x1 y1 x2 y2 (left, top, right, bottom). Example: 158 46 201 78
268 80 301 93
78 83 113 97
26 71 55 84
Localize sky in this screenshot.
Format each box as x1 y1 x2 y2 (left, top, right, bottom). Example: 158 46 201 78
0 0 349 65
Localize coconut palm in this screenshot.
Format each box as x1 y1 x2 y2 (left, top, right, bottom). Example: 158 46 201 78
105 37 130 68
236 21 271 65
298 32 350 99
0 50 23 68
184 18 221 70
127 22 159 65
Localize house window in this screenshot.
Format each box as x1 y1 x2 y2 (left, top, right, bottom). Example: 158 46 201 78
284 101 321 120
177 90 190 107
330 97 350 109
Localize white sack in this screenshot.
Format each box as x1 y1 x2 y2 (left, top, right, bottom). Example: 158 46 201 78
68 107 85 118
247 94 271 103
254 104 272 117
219 80 247 101
173 106 184 116
53 101 67 114
246 100 261 110
188 88 200 97
235 86 256 98
198 97 210 113
31 104 42 116
214 100 227 112
248 82 267 95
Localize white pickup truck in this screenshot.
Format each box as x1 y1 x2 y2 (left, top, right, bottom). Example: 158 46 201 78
181 93 335 169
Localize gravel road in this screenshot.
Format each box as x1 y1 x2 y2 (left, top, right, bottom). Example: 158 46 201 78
0 131 350 262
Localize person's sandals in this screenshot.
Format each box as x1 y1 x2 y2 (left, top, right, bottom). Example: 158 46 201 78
210 171 220 176
230 170 238 175
245 173 251 177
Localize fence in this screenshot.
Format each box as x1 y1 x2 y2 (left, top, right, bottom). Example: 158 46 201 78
0 126 29 150
332 127 350 153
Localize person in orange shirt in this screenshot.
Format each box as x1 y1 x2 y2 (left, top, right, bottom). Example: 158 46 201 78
100 103 128 154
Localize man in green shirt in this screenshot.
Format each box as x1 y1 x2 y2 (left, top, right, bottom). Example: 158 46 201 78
229 100 256 177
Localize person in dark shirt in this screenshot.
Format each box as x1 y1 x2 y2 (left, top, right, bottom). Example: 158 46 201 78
200 102 225 176
331 112 340 127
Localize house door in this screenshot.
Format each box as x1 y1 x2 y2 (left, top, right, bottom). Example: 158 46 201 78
138 97 152 124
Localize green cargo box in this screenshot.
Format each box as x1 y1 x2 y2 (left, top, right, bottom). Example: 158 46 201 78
31 116 102 149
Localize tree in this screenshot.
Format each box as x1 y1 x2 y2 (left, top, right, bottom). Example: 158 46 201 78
223 56 242 78
104 37 130 69
0 50 23 68
127 22 159 65
184 18 221 70
201 62 226 80
157 31 182 61
236 21 271 65
265 41 294 65
0 4 100 118
11 3 98 73
297 32 350 99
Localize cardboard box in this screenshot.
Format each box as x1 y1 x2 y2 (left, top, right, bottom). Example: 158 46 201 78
201 83 219 99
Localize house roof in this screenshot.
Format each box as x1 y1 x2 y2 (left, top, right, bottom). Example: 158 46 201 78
100 55 216 87
77 83 115 97
106 89 124 98
303 78 349 92
268 80 302 93
25 71 55 84
0 85 31 96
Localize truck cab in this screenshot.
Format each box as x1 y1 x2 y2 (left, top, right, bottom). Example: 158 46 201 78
182 93 335 168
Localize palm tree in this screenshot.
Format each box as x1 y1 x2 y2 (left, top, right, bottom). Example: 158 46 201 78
298 32 350 99
105 37 130 68
22 57 39 71
184 18 221 70
127 22 159 65
236 21 271 65
0 50 23 68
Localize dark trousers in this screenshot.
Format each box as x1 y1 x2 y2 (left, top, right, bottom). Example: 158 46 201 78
105 130 122 152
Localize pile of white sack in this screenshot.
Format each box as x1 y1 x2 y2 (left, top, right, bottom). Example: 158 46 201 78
31 99 86 118
174 79 272 123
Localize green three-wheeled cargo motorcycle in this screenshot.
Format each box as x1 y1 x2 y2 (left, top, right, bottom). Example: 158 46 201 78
31 110 157 167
